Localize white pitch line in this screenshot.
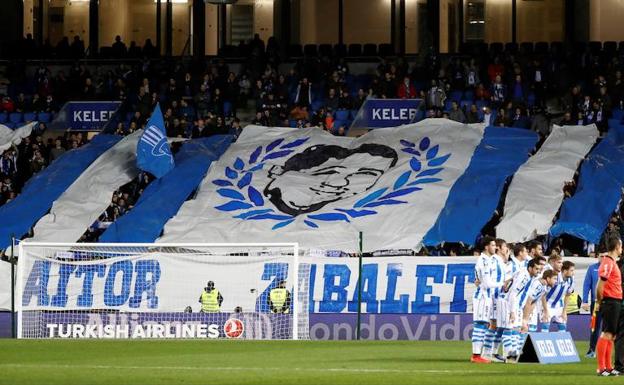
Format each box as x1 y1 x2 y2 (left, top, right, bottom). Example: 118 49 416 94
0 364 582 375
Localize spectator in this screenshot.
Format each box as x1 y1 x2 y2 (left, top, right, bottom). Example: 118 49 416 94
397 76 417 99
49 139 66 163
112 35 127 57
448 101 466 123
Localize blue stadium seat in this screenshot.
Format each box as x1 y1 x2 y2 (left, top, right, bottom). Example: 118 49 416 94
37 112 51 123
444 100 453 112
612 109 624 121
9 112 23 124
0 112 7 124
223 102 233 117
475 100 488 110
350 109 359 120
449 91 462 102
23 112 37 122
333 120 347 130
463 90 474 101
311 100 324 112
335 110 350 121
460 100 472 111
609 119 623 129
289 119 297 128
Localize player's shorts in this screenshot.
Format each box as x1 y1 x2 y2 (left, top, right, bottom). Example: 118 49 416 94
601 298 622 335
473 296 493 323
543 303 565 324
495 297 512 328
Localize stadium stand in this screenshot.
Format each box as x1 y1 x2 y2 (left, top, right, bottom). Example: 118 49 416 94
1 32 624 257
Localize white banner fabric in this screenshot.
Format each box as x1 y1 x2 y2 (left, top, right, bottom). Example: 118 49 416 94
0 122 35 153
496 124 599 243
158 120 485 251
28 131 142 243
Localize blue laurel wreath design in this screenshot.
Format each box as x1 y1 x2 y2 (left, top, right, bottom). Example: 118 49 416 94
212 136 451 230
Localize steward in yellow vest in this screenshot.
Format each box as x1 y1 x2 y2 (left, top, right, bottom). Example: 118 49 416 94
198 281 223 313
268 280 291 314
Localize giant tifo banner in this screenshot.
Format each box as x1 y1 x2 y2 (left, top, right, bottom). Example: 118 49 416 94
15 255 594 314
350 98 422 128
0 120 615 251
159 121 490 251
54 101 121 131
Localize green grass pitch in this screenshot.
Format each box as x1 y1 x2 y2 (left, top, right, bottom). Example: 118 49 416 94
0 340 609 385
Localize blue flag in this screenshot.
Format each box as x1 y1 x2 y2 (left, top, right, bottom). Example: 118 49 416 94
137 103 174 178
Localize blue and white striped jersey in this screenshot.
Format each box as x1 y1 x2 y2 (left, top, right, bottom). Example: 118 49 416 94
528 278 548 304
474 253 502 300
491 254 506 298
511 255 530 269
506 269 534 310
504 256 521 280
545 274 575 308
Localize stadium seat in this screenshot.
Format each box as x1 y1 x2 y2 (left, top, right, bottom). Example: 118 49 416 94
550 41 563 55
589 41 602 54
609 119 623 129
449 91 463 102
9 112 23 124
350 109 359 120
444 100 453 112
335 110 350 121
463 90 474 101
378 44 394 57
37 112 51 123
489 42 503 54
333 44 347 57
604 41 617 54
319 44 332 57
535 42 549 54
520 42 534 54
460 100 472 111
288 44 303 57
362 44 377 56
223 102 233 117
23 112 37 122
613 109 624 121
475 100 488 110
311 100 324 112
333 119 347 130
303 44 318 57
289 119 297 128
505 42 518 54
0 112 7 124
348 44 362 57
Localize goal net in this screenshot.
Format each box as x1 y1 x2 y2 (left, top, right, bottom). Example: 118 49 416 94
16 242 310 340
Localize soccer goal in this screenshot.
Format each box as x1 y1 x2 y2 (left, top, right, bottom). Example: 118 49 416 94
15 242 310 340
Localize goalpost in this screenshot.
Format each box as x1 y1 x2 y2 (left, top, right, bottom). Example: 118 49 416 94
15 242 310 340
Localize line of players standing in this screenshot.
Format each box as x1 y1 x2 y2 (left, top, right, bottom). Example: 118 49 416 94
471 236 576 364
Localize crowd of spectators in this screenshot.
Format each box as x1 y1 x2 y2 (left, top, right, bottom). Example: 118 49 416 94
2 33 624 252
